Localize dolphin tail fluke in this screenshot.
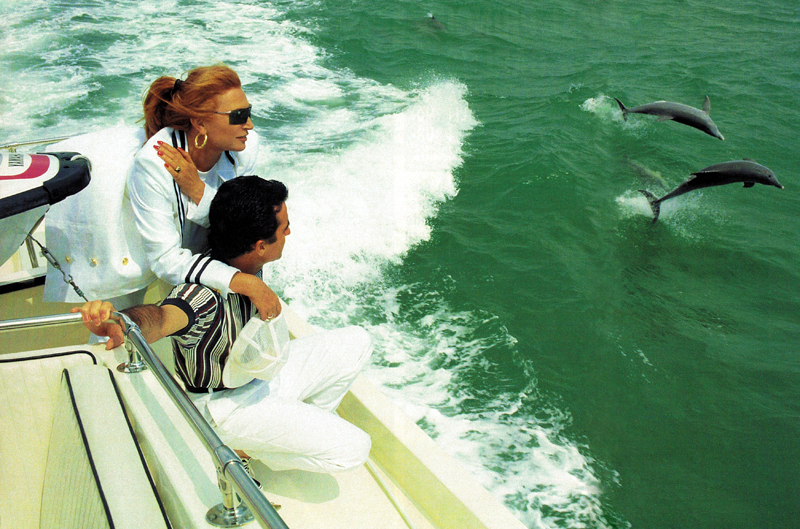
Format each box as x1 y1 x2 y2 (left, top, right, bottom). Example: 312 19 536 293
638 189 661 222
613 97 627 121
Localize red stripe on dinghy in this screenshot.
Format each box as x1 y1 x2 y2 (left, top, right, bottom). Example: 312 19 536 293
0 154 52 180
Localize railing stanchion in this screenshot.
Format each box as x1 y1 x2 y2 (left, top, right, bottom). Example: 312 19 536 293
117 339 147 373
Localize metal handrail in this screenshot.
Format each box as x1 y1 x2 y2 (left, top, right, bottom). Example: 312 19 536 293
116 311 289 529
1 312 288 529
0 137 70 152
0 313 81 331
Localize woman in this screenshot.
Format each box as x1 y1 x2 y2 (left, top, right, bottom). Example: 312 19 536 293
128 64 280 319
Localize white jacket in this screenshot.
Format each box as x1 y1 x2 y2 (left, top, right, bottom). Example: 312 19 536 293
44 126 156 302
127 127 260 296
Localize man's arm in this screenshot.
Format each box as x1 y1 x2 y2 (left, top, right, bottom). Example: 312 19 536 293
229 271 281 320
72 300 189 350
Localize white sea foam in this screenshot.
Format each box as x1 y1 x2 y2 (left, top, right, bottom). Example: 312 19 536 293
266 80 477 289
581 94 651 135
354 300 616 529
580 94 624 122
615 190 659 219
616 190 711 242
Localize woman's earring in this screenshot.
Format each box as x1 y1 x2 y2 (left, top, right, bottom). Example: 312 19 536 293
195 133 208 150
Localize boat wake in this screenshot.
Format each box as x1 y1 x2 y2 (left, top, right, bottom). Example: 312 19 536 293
266 79 618 527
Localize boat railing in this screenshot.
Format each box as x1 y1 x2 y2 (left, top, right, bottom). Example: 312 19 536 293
0 137 71 152
0 312 289 529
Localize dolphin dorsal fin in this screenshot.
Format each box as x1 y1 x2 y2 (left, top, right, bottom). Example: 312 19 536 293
703 95 711 114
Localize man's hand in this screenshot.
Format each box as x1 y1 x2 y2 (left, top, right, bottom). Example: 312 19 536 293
71 300 125 350
229 272 282 320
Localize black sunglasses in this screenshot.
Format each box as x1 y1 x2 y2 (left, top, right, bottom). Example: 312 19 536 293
214 105 252 125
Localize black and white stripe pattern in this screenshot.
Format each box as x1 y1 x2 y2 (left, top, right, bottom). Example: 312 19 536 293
164 283 255 391
184 254 214 285
170 130 187 232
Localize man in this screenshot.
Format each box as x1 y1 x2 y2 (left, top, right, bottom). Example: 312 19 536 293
75 176 372 477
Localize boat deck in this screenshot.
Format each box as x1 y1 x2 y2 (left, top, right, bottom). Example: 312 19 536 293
91 340 524 529
257 462 435 529
0 270 526 529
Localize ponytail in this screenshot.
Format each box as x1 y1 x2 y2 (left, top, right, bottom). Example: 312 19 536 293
142 64 242 139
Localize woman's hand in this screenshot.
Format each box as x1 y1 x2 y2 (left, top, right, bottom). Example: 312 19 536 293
155 141 205 204
229 272 282 321
71 300 126 350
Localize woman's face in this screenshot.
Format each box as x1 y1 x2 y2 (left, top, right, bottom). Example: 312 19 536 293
201 87 253 153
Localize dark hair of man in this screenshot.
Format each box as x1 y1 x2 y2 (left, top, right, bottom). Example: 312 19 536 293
208 176 289 262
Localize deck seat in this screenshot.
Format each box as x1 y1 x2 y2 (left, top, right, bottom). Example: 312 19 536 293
0 349 97 529
0 348 170 529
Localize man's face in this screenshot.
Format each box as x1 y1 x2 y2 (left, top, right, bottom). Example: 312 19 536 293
263 202 290 264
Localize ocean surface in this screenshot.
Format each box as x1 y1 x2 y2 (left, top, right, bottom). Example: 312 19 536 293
2 0 799 527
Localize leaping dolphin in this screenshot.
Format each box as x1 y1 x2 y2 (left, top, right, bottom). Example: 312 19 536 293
614 96 725 140
639 160 783 222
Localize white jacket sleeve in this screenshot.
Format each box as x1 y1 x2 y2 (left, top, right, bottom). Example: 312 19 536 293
184 186 215 227
127 130 238 295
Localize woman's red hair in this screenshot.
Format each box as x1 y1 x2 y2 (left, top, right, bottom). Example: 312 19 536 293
142 64 242 139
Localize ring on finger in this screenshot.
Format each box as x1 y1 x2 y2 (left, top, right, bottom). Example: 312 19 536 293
175 166 182 173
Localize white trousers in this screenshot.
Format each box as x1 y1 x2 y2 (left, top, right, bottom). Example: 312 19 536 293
191 326 373 473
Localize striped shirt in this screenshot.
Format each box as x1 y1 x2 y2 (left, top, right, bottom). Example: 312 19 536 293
161 281 257 392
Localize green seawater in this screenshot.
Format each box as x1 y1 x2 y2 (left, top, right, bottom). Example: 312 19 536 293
2 0 799 527
303 1 800 527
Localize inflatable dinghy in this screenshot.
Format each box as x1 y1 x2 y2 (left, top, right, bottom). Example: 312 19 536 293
0 152 90 265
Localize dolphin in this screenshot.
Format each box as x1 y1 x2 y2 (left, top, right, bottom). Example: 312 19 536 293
638 160 783 222
624 155 667 190
426 13 446 31
613 96 725 140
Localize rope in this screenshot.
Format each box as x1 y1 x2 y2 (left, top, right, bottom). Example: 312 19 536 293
27 234 89 302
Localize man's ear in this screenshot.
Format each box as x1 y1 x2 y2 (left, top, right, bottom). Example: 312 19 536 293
255 239 270 254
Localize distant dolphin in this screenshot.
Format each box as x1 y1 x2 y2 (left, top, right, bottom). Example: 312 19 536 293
425 13 446 32
624 155 667 189
638 160 783 222
613 96 725 140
